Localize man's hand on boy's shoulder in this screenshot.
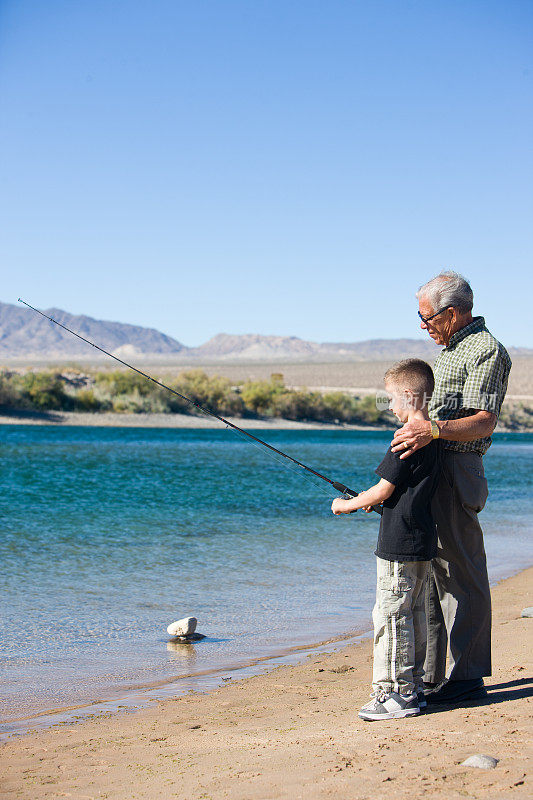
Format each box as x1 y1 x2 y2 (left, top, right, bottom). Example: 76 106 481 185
391 419 432 459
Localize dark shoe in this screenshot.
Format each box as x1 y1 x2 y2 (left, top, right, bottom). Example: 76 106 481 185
425 678 487 705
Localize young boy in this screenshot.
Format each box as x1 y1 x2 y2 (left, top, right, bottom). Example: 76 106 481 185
331 359 441 721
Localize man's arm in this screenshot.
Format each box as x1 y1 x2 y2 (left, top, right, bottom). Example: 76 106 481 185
331 478 395 514
391 411 497 459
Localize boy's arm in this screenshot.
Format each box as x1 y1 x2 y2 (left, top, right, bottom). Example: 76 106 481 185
331 478 395 515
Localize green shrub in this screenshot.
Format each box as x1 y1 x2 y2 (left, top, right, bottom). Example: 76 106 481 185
111 393 142 413
321 392 360 423
240 378 284 415
74 389 102 412
173 371 243 416
110 391 168 414
269 390 320 421
95 371 153 396
19 372 72 410
0 373 25 409
352 394 389 425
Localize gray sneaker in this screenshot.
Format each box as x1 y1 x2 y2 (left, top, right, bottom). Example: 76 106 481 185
358 690 420 721
417 690 427 709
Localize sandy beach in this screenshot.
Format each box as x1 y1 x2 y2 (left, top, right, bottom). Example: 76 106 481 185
1 566 531 799
0 407 526 432
0 409 385 430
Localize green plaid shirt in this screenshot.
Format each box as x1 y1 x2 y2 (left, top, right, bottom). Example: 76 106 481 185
429 316 512 455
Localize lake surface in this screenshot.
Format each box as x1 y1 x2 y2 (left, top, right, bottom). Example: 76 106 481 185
1 426 532 731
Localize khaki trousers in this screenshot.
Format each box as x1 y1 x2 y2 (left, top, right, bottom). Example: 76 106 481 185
424 450 491 683
372 557 429 696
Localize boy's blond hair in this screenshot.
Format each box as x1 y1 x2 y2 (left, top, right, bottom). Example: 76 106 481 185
384 358 434 403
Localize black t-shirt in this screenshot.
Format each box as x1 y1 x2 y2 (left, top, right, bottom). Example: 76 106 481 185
374 440 441 561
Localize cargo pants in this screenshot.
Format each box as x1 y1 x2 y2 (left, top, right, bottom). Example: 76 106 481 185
372 557 429 696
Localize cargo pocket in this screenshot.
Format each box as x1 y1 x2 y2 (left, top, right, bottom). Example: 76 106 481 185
376 573 413 617
378 574 413 595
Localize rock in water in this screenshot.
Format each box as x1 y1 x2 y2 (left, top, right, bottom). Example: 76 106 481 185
167 617 197 637
167 632 206 650
461 754 499 769
521 607 533 618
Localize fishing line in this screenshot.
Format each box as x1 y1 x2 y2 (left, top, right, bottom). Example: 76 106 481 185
18 299 381 511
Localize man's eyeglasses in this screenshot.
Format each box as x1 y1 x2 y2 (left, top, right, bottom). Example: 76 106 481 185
418 306 450 324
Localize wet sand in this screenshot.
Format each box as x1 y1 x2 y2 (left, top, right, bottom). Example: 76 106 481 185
1 567 531 799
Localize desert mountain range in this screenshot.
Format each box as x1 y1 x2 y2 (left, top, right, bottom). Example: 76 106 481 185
0 301 529 362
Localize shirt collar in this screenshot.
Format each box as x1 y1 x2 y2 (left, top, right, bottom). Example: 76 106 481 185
445 316 485 350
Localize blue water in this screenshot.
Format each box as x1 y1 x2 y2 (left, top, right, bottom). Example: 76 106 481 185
1 426 532 725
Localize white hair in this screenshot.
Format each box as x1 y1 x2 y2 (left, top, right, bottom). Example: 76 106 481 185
416 270 473 313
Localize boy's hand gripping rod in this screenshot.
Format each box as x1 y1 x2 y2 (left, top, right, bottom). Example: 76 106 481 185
18 299 382 514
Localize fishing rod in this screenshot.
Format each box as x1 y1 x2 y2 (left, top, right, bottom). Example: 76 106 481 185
18 299 381 513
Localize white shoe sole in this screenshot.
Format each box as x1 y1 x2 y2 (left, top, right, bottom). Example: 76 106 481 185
358 707 420 721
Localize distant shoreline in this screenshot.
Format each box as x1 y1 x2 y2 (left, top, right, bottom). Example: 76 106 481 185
0 408 529 433
0 409 389 431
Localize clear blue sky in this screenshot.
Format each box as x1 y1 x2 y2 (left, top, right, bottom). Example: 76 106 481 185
1 1 531 346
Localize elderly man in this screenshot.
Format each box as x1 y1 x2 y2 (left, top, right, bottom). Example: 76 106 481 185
391 271 511 704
